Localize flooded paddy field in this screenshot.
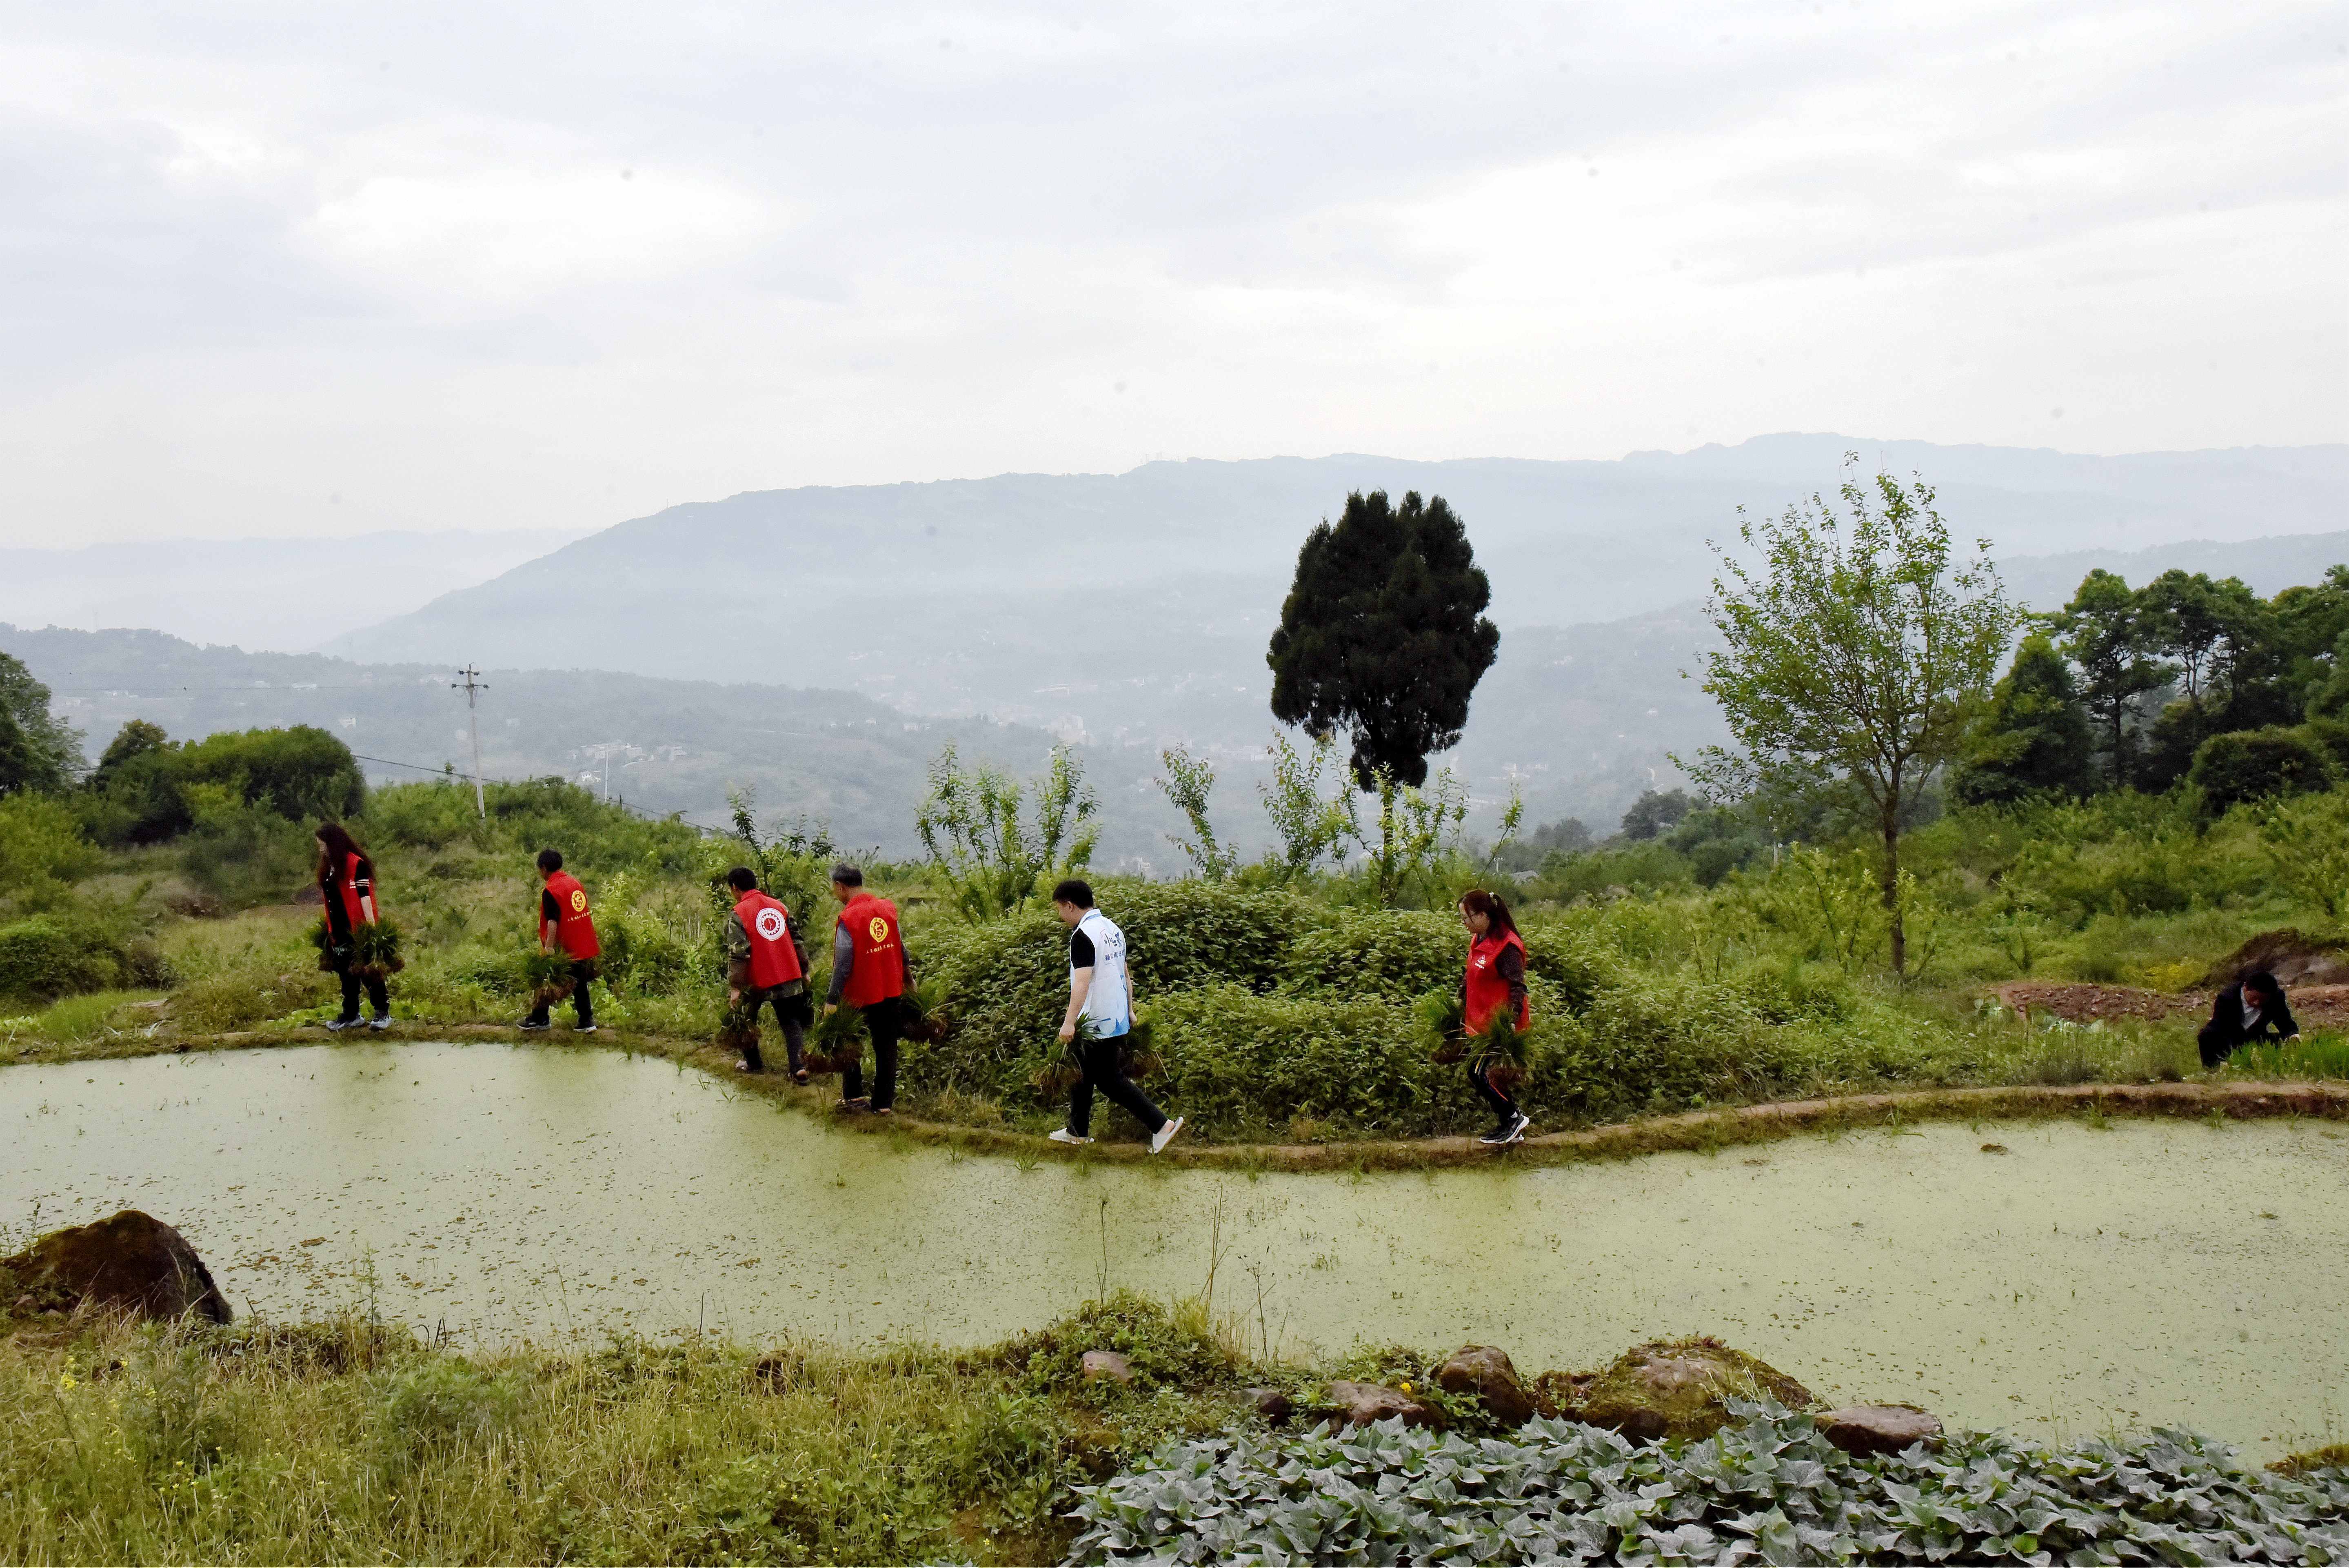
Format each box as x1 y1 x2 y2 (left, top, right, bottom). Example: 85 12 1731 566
4 1040 2345 1458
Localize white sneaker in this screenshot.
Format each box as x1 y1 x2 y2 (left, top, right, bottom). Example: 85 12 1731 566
1048 1128 1093 1146
1149 1116 1185 1155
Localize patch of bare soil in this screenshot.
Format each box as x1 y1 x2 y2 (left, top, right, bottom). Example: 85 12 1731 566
1996 981 2349 1029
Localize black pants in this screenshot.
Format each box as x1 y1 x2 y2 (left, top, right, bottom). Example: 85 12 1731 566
730 987 809 1073
1070 1035 1167 1139
524 962 597 1029
840 998 901 1109
335 966 390 1023
1469 1057 1521 1127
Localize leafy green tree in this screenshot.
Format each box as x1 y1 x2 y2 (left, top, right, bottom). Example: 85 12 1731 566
2056 570 2170 788
1257 730 1351 880
1156 744 1238 882
915 743 1098 921
2187 727 2333 818
2135 571 2274 789
90 720 169 792
0 651 82 794
1682 460 2018 975
1950 632 2095 806
1619 788 1693 841
1268 489 1499 788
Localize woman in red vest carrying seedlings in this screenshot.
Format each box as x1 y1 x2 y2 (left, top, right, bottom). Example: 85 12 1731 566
722 865 813 1079
1460 888 1532 1147
316 821 391 1032
823 863 910 1115
521 848 599 1033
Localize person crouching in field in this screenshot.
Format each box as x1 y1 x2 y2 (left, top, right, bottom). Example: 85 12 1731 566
316 820 390 1032
2198 968 2299 1068
825 864 909 1115
521 848 599 1033
723 866 813 1079
1048 879 1183 1153
1460 888 1532 1147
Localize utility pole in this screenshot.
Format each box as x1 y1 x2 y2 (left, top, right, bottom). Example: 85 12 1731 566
452 666 488 819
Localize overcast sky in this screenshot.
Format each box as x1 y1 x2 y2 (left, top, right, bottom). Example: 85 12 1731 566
2 0 2342 546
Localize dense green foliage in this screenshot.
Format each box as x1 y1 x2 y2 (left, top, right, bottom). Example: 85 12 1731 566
79 724 365 846
1268 488 1499 788
1952 632 2098 805
0 652 82 797
1075 1403 2349 1564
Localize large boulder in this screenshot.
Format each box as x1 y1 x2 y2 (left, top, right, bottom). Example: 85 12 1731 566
1561 1336 1810 1442
1323 1380 1436 1429
1437 1344 1534 1428
0 1210 230 1325
1819 1405 1943 1456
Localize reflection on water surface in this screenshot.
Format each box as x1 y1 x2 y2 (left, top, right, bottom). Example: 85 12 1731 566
4 1041 2345 1457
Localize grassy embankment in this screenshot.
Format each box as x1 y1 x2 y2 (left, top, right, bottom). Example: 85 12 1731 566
8 780 2349 1159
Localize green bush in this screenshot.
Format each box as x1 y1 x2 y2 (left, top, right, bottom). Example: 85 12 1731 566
1278 910 1461 1000
0 793 102 895
180 789 320 908
2189 726 2336 818
0 917 120 1003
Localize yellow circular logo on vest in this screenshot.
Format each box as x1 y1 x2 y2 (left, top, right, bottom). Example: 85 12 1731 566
868 916 889 944
570 889 588 913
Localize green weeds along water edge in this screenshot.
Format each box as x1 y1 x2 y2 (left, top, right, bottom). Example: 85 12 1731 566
1072 1404 2349 1565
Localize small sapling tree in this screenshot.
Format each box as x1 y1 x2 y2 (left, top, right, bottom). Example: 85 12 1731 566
1345 764 1468 908
1156 744 1239 882
916 742 1099 921
1681 458 2018 976
1257 729 1351 881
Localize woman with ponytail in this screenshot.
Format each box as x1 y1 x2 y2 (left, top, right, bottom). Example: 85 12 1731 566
1458 887 1531 1146
315 820 390 1031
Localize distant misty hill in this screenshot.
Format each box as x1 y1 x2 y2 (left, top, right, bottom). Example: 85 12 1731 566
324 437 2343 829
2 624 1155 860
0 529 590 655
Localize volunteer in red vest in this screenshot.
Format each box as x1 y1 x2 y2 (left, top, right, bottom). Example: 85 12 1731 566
521 848 599 1033
315 820 391 1032
823 863 910 1115
1459 888 1532 1147
722 865 813 1079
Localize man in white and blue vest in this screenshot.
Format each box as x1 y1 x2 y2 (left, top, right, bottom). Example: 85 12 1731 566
1048 879 1184 1153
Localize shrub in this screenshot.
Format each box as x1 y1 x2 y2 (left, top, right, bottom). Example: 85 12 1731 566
180 788 320 908
0 793 102 894
1279 909 1461 1000
0 917 118 1003
2190 727 2335 818
95 725 366 844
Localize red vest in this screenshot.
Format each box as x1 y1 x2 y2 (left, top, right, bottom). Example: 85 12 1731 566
331 852 377 931
1464 929 1530 1034
541 871 601 959
837 894 906 1006
733 891 804 989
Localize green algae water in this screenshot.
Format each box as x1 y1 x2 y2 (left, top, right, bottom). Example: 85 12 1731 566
4 1042 2345 1458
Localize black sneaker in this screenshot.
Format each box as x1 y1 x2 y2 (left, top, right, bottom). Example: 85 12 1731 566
517 1019 551 1032
573 1024 597 1034
835 1096 871 1114
324 1017 360 1033
1480 1112 1531 1147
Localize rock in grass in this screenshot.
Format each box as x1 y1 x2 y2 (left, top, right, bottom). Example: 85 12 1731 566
1820 1404 1943 1455
1249 1386 1296 1424
0 1210 230 1326
1571 1335 1810 1441
1080 1349 1133 1384
1436 1344 1534 1427
1324 1380 1436 1429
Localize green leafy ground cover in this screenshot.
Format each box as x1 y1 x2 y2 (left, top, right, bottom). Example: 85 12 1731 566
1074 1405 2349 1565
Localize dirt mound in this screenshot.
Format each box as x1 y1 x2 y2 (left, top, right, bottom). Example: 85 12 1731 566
2202 929 2349 988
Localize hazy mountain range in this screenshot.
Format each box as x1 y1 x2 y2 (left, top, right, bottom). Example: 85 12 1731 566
7 436 2342 857
0 529 591 653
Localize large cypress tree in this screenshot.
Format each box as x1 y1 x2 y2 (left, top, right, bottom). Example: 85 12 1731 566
1267 489 1499 788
